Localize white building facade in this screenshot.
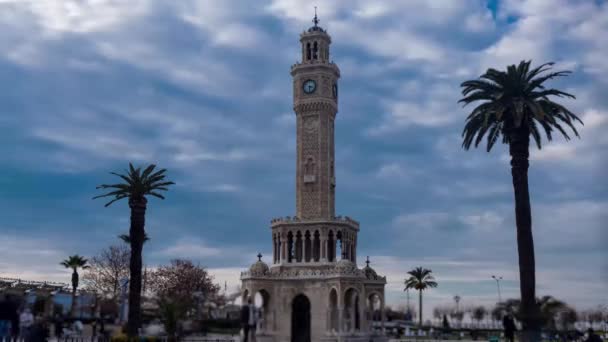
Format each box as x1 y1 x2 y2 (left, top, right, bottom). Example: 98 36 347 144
241 15 387 342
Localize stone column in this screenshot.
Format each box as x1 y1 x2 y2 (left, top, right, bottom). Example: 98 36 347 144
380 297 386 334
321 235 327 261
280 234 287 263
273 236 277 264
338 306 344 334
346 241 351 260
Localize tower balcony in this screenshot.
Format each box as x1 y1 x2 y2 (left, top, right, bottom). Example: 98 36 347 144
270 215 359 230
290 61 340 76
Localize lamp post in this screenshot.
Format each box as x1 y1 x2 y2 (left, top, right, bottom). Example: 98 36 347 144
491 275 503 303
454 295 461 313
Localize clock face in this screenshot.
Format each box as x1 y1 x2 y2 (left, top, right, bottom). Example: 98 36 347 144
303 79 316 94
332 83 338 99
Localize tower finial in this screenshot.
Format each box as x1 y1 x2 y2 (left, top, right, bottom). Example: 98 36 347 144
313 6 319 27
366 256 370 267
257 253 263 261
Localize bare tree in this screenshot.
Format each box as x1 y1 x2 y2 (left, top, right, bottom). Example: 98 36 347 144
83 245 130 298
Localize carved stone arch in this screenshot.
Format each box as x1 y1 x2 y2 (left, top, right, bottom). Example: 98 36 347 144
287 231 294 263
328 287 339 332
306 42 311 61
366 291 384 324
304 156 315 175
291 293 311 342
295 230 303 262
313 230 321 262
343 287 361 332
304 230 312 262
327 230 335 262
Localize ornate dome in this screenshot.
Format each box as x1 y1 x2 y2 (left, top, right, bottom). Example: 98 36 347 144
363 257 379 280
307 9 326 33
249 254 269 276
363 265 379 280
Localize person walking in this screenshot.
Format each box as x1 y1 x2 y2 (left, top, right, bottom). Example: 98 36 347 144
503 314 516 342
248 303 257 342
7 296 19 342
19 307 34 341
0 295 11 342
54 313 64 340
585 328 603 342
241 299 252 342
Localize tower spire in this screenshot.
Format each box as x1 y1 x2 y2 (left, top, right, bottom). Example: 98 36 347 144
312 6 319 27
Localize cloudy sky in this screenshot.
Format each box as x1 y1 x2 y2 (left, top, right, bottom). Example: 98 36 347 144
0 0 606 318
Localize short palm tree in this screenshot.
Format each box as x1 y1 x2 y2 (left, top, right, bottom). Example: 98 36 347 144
94 163 174 338
459 60 583 341
537 295 567 330
404 267 438 327
60 255 90 317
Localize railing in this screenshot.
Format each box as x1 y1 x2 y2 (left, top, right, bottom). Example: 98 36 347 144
270 215 359 227
0 277 69 289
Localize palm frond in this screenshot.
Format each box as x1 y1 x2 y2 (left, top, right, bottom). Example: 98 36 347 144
94 163 174 206
141 164 157 181
459 60 583 151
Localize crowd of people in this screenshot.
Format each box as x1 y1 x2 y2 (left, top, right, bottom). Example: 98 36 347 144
0 293 110 341
0 294 43 341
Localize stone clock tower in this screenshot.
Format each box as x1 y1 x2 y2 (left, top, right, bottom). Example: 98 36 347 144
240 13 387 342
291 16 340 221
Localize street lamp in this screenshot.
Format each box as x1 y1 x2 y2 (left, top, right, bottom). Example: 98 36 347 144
454 295 461 313
491 275 503 303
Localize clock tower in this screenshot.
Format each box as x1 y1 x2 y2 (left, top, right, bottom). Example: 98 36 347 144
240 12 387 342
291 13 340 220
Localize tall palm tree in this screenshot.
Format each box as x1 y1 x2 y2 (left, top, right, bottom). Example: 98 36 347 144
404 267 438 327
459 60 583 341
94 163 174 338
60 255 90 317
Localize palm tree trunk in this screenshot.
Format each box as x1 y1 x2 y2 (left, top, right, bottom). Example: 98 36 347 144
127 197 147 338
509 127 541 342
70 270 78 318
71 287 77 318
419 290 423 327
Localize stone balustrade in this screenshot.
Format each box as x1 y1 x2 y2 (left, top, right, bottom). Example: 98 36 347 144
271 215 359 227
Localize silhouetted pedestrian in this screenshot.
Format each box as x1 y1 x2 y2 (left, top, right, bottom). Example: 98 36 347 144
19 307 34 341
503 314 516 342
54 313 64 339
241 298 253 342
585 328 602 342
0 294 11 341
7 295 19 341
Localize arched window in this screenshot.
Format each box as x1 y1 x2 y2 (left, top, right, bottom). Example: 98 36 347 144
304 158 315 175
304 231 312 262
313 230 320 262
336 231 343 260
327 231 335 262
313 41 318 59
329 289 338 332
306 42 311 60
287 231 294 263
295 231 303 262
